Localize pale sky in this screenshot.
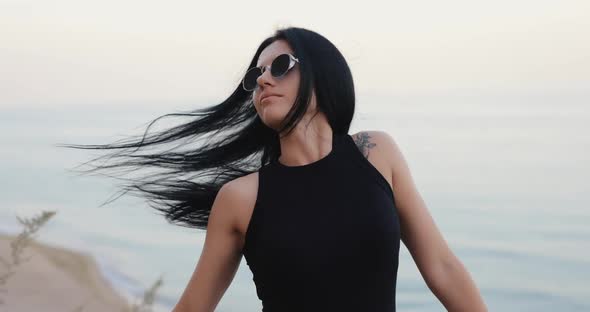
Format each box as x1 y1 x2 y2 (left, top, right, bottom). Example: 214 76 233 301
0 0 588 109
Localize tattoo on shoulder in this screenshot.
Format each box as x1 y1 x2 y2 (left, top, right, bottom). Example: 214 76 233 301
353 132 377 159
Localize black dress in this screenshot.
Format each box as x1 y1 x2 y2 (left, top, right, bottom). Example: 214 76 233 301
242 131 401 311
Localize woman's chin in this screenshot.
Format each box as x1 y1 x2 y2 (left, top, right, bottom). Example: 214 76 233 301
261 110 287 129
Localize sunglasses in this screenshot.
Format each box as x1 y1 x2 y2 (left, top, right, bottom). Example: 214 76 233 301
242 53 300 92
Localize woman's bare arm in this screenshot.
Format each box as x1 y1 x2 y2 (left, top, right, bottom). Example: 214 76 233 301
367 130 488 312
172 178 251 312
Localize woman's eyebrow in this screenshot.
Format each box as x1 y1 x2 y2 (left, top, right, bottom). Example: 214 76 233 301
256 60 267 68
256 54 277 68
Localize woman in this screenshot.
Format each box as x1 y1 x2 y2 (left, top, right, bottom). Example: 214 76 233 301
61 27 487 311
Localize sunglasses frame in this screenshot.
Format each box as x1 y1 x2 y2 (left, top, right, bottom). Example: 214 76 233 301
242 53 300 91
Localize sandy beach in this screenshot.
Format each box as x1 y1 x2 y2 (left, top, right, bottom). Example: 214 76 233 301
0 233 131 312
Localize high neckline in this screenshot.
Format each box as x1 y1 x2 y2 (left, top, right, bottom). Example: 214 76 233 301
274 132 339 170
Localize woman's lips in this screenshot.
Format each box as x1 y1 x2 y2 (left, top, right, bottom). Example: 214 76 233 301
261 95 281 103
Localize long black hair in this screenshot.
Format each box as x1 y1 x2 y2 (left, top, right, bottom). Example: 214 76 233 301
57 26 356 230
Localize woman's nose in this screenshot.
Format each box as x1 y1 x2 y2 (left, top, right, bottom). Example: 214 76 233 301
256 67 274 88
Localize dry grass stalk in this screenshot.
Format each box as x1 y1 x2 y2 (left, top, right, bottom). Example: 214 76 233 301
0 210 164 312
0 210 57 304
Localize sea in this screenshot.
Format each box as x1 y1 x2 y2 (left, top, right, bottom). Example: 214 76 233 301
1 89 588 311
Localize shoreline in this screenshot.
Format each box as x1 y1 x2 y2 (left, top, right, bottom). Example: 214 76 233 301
0 233 131 312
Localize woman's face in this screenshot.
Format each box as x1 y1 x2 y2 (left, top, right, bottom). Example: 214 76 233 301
252 40 302 130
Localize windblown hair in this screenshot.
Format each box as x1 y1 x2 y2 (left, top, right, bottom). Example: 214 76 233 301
57 26 356 230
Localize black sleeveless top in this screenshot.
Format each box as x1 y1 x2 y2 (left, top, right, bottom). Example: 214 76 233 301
242 132 401 312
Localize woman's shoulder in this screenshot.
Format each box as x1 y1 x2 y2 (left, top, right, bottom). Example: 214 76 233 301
222 171 260 239
350 130 398 163
350 130 396 192
222 171 259 209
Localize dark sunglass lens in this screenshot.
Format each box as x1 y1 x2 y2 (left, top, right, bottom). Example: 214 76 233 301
271 54 291 77
243 67 261 90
